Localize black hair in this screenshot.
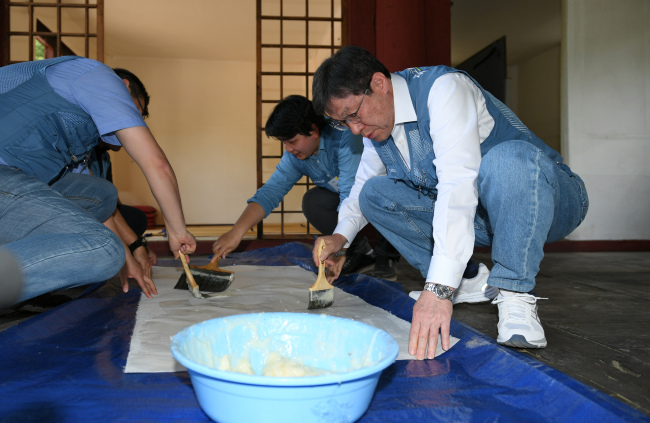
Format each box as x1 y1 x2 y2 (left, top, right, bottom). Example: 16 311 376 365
264 95 326 140
113 68 150 118
311 45 391 115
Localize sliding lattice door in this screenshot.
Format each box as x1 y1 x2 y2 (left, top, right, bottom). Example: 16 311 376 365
256 0 347 238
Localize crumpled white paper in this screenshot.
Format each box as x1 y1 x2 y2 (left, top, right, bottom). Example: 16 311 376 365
124 265 459 373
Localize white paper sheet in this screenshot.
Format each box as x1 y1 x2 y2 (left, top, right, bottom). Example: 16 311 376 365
125 265 459 373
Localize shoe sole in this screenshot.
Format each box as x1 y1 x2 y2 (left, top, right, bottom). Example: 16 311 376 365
497 334 547 349
452 285 499 304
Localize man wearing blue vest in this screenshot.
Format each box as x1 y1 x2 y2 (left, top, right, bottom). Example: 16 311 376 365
58 68 158 284
311 46 589 359
211 95 399 276
0 56 196 303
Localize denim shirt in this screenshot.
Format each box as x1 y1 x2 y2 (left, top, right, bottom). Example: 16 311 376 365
248 124 363 217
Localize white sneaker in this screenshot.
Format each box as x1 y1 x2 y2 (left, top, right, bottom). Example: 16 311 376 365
408 263 497 303
492 290 547 348
452 263 497 304
408 290 422 300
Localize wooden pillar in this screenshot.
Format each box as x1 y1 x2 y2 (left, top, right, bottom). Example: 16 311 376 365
425 0 451 67
347 0 377 55
347 0 450 71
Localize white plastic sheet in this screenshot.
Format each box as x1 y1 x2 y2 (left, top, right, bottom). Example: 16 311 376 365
125 265 458 373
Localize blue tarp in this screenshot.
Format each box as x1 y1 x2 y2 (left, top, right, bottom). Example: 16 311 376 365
0 242 647 422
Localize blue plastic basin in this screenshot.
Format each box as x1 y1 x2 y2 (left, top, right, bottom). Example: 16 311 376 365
170 312 398 423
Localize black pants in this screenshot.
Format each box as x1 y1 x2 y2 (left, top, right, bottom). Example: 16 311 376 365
117 204 148 237
301 187 399 258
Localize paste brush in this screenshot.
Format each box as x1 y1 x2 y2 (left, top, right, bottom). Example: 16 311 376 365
308 239 334 310
174 256 234 294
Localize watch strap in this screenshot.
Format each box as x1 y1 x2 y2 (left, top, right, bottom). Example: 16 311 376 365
423 283 454 301
128 236 148 254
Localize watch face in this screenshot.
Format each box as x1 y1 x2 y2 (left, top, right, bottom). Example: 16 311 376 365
433 284 453 300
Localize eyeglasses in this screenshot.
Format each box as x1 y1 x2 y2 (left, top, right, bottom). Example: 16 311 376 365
330 88 369 129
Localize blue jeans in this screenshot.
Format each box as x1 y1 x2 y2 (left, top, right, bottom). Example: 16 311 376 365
56 173 150 236
51 173 119 223
359 141 589 292
0 166 125 302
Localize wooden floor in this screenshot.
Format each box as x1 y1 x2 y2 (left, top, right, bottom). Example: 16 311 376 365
398 251 650 416
1 228 648 417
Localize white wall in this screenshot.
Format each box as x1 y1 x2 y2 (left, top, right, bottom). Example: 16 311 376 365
518 46 561 154
101 0 335 228
106 56 257 225
562 0 650 240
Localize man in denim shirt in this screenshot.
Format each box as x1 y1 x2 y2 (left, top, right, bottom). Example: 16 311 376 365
212 95 399 276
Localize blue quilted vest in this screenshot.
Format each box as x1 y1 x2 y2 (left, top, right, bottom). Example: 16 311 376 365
0 56 100 184
371 66 563 197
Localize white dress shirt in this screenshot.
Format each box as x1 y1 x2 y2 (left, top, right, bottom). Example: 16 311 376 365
335 72 495 289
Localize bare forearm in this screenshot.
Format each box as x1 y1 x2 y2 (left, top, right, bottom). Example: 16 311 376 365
116 126 188 236
211 202 266 260
112 208 138 245
142 159 186 235
111 207 152 277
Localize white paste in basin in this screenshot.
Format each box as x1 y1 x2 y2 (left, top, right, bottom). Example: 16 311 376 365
213 351 326 377
262 352 326 377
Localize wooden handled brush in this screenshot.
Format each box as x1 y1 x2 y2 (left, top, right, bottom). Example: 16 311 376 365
194 259 235 283
179 251 203 299
308 239 334 310
174 255 234 294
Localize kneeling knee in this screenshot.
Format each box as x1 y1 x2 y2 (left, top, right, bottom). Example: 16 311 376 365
359 176 391 216
85 228 125 275
482 141 540 168
480 141 553 182
95 183 119 222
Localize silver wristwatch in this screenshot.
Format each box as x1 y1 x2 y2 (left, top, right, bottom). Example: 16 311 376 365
423 283 454 301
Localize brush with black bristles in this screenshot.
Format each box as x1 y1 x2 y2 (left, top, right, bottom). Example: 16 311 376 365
176 253 234 296
308 239 334 310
